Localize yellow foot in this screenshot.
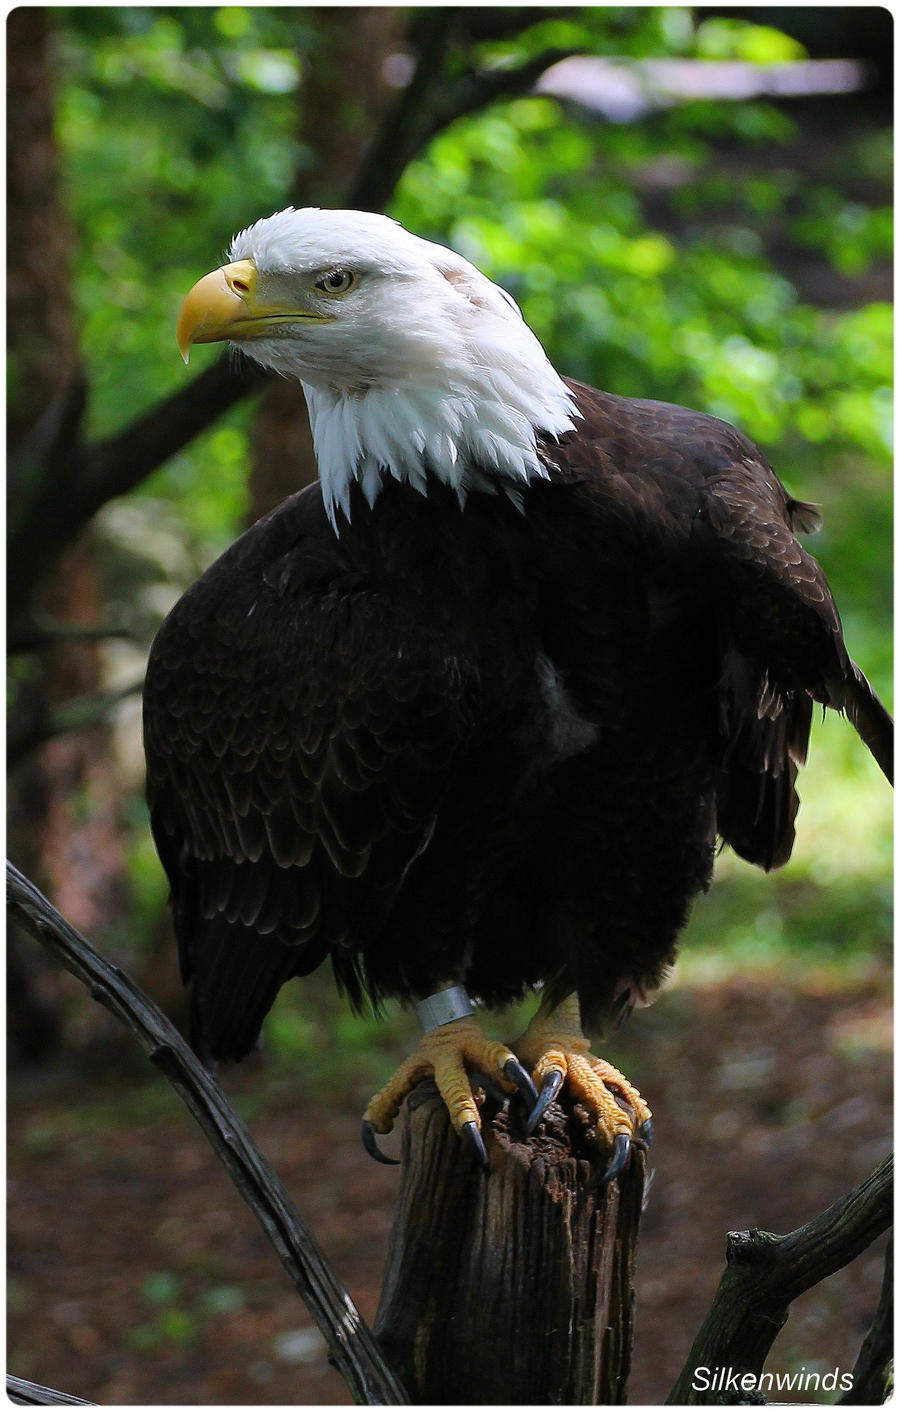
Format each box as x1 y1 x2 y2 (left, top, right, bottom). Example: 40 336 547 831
513 995 652 1183
362 1016 538 1168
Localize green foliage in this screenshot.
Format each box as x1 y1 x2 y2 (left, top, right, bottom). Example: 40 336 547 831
197 1283 247 1316
142 1271 182 1306
695 16 806 63
394 93 891 481
125 1269 227 1349
127 1269 246 1350
55 6 308 543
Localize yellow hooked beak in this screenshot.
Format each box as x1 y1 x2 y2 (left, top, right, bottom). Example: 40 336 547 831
176 259 329 362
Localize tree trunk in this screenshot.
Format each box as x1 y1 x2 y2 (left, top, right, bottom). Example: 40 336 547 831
375 1083 646 1404
7 8 129 1060
249 7 403 521
7 8 79 460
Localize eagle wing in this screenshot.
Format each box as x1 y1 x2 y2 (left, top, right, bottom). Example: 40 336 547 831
144 488 476 1060
679 419 891 867
557 382 892 869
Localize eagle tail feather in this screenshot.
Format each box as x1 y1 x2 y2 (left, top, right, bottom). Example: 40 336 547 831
844 662 893 784
186 917 326 1063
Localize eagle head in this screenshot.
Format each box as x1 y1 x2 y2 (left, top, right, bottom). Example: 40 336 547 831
177 207 576 524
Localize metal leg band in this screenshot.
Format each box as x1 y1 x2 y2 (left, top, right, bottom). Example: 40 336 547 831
416 985 475 1033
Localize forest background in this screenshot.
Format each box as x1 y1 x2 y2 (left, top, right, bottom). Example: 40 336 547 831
8 6 892 1405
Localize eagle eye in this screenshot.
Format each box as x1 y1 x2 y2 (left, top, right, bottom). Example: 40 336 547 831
316 269 354 295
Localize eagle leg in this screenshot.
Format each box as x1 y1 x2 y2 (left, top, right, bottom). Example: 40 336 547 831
514 994 652 1184
361 1016 535 1168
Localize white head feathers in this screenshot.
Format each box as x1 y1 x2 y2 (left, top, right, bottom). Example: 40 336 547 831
228 207 578 526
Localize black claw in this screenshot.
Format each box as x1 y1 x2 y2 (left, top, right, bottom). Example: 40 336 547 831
639 1117 653 1148
526 1068 564 1135
462 1120 490 1171
361 1120 400 1166
503 1057 539 1108
599 1132 631 1186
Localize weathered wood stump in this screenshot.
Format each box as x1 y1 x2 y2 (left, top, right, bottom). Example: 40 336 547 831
375 1080 647 1404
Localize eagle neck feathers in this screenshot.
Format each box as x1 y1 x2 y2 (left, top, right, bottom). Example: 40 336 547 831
303 352 578 530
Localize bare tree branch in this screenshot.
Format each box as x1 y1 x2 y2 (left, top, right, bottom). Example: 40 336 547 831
8 679 145 771
83 356 268 512
8 613 138 656
419 46 577 146
667 1154 893 1404
6 861 409 1406
9 377 89 523
453 7 581 43
840 1233 893 1404
7 1375 93 1406
346 7 464 210
7 356 267 612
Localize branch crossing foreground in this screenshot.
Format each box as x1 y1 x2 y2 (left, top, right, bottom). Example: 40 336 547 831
6 861 408 1405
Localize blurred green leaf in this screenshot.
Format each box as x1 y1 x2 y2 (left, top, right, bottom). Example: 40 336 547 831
157 1308 199 1343
142 1271 181 1306
197 1284 247 1316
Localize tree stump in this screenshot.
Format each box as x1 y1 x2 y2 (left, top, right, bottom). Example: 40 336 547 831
374 1080 647 1404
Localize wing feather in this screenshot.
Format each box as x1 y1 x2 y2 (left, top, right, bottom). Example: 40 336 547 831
556 380 891 869
144 488 476 1060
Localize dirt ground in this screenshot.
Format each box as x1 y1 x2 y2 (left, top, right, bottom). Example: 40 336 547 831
8 969 891 1406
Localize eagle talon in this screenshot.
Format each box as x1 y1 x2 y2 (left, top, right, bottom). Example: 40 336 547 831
513 996 651 1176
462 1120 490 1171
361 1119 400 1166
503 1056 539 1108
361 1015 533 1161
639 1117 653 1147
526 1067 564 1134
599 1132 631 1186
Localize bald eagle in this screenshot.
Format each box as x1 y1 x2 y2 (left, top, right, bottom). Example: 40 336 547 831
145 207 891 1176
